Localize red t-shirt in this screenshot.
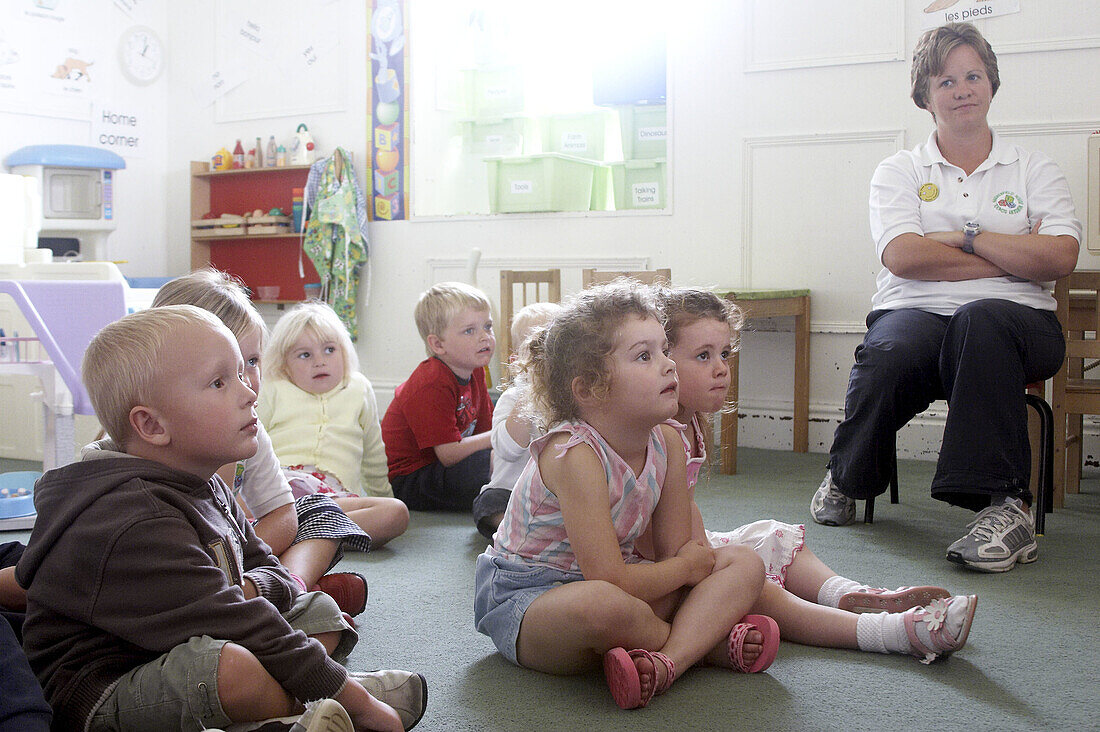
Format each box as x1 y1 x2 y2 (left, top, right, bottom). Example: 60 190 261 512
381 357 493 478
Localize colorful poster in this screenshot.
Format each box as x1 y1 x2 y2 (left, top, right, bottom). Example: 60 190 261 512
367 0 409 221
920 0 1021 29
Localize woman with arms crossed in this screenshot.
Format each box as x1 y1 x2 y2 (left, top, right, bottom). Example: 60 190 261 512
811 22 1081 573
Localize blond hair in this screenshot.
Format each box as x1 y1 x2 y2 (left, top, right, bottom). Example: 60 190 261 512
520 279 662 428
264 301 359 385
911 22 999 114
414 282 492 356
510 301 562 362
82 305 225 444
151 268 267 343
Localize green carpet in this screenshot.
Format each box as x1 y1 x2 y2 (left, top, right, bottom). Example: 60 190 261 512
3 449 1096 730
342 448 1098 731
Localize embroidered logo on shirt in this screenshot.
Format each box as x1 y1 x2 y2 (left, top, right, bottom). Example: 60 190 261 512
918 183 939 202
993 191 1024 215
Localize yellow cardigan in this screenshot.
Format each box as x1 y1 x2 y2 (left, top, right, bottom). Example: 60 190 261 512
257 371 393 498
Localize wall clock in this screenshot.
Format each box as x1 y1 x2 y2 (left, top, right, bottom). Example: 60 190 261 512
118 25 164 86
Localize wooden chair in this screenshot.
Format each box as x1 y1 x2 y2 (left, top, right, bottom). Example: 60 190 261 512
1053 271 1100 508
498 269 561 373
581 268 671 288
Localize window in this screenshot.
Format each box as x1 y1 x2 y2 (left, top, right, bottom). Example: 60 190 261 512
409 0 669 217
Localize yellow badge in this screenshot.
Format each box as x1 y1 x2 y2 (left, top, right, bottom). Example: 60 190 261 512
918 183 939 202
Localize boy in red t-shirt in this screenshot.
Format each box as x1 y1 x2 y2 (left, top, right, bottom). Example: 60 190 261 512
382 282 495 511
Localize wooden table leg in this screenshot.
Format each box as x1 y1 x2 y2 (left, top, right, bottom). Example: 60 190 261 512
720 349 740 474
793 294 810 453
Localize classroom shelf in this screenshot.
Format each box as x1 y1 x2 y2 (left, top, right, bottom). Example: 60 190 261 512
190 161 319 301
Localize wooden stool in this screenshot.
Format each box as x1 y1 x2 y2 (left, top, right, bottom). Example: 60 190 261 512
717 289 811 474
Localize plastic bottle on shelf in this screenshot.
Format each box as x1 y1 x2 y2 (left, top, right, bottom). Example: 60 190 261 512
276 144 287 167
255 137 263 167
233 139 245 169
212 147 232 170
265 136 277 167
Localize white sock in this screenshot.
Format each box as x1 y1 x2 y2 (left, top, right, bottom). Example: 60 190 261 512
817 575 864 608
855 612 889 654
859 597 971 657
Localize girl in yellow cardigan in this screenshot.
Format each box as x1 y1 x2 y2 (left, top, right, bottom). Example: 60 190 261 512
260 302 409 547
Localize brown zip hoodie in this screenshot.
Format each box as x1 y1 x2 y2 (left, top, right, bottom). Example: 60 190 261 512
16 449 348 730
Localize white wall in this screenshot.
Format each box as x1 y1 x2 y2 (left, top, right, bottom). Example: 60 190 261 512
0 1 170 275
5 0 1100 460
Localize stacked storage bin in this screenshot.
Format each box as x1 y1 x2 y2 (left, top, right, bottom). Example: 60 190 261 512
462 65 614 214
607 103 667 210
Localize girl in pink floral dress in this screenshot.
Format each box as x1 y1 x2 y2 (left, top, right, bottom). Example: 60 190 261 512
647 286 979 664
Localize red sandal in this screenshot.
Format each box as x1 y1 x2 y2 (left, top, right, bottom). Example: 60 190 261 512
728 614 780 673
603 647 676 709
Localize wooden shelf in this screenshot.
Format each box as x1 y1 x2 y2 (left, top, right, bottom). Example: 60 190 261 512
193 163 312 178
193 232 301 242
190 161 318 302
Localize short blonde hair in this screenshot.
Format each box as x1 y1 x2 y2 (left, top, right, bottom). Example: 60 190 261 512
264 301 359 385
414 282 492 355
510 301 562 361
152 268 267 343
911 22 999 114
82 305 225 445
520 279 662 428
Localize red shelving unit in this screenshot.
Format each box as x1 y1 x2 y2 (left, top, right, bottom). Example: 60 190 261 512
190 161 319 301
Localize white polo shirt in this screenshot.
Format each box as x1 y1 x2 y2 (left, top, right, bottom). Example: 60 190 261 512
869 130 1082 315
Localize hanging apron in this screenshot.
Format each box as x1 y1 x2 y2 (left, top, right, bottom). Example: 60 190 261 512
301 148 369 340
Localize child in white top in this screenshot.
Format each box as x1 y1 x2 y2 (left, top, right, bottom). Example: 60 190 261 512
260 302 409 548
151 270 373 615
653 286 978 663
472 301 562 540
475 280 780 711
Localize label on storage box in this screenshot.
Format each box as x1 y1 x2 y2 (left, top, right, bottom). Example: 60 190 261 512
485 85 511 99
511 180 533 195
561 132 589 153
637 126 667 141
486 135 504 144
632 182 660 207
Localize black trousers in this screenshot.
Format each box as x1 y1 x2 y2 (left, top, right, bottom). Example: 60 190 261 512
391 448 491 512
828 299 1064 511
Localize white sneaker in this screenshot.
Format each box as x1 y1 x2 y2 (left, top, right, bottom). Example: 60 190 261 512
945 500 1037 572
224 699 352 732
810 470 856 526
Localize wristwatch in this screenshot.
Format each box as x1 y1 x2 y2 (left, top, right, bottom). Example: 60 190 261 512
962 221 981 254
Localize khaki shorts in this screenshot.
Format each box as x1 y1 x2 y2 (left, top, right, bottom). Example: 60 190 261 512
88 591 355 732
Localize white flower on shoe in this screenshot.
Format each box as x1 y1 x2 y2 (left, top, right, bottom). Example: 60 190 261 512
923 598 948 632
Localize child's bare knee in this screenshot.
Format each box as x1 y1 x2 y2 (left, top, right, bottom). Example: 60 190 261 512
715 545 765 587
582 581 652 637
217 642 295 719
217 643 265 705
388 499 410 532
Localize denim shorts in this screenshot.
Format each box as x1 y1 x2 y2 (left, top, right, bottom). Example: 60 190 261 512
473 552 584 665
88 591 355 732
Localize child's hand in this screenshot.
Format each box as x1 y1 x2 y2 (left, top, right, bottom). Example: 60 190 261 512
676 540 715 586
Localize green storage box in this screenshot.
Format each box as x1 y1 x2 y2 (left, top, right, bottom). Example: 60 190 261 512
618 104 667 160
609 159 666 209
542 109 622 161
486 153 608 213
463 66 524 117
459 115 540 156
